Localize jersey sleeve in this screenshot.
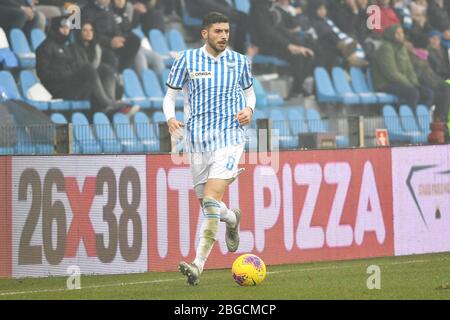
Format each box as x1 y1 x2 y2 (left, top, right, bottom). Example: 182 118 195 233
166 52 188 90
239 56 253 90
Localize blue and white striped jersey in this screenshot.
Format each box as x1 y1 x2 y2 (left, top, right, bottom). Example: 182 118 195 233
166 45 253 152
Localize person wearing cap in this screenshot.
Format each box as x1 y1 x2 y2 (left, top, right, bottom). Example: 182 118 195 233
36 16 135 115
427 30 450 79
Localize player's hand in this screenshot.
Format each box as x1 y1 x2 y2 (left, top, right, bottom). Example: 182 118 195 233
167 117 184 139
235 107 253 126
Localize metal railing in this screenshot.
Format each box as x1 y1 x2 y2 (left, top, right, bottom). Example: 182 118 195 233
0 115 437 155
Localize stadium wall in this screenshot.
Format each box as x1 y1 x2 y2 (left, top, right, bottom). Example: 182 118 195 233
0 145 448 278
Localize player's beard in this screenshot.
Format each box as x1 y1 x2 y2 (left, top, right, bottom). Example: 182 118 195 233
208 38 228 54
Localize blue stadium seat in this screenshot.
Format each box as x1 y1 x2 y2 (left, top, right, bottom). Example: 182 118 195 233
0 27 19 69
71 112 102 154
0 70 24 101
314 67 342 103
382 105 413 143
50 113 67 124
167 29 187 52
332 67 375 104
93 112 123 153
149 29 175 67
15 127 36 154
122 68 152 108
416 104 431 134
160 68 184 107
113 112 145 153
9 29 36 68
30 28 46 52
180 0 202 27
252 54 289 67
287 107 309 136
350 67 397 104
19 70 70 111
134 111 160 152
306 108 349 147
233 0 250 14
269 108 298 149
141 69 164 109
132 25 146 39
0 146 14 155
399 105 428 143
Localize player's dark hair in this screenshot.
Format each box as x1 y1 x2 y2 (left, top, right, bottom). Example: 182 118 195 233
202 12 230 29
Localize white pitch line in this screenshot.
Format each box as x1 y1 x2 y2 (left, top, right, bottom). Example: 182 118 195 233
0 278 180 297
0 257 447 296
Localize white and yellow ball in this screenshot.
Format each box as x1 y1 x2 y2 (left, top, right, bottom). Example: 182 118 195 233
232 254 266 286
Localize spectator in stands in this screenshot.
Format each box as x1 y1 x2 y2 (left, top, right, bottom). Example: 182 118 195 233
0 0 46 33
428 31 450 81
34 0 66 22
406 40 450 131
308 0 368 68
111 0 165 76
249 0 316 98
370 0 400 36
372 24 434 107
82 0 141 72
393 0 430 48
70 22 120 101
428 0 450 32
129 0 166 34
36 17 133 114
186 0 250 54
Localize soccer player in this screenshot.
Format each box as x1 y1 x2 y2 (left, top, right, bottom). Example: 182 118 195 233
162 11 256 285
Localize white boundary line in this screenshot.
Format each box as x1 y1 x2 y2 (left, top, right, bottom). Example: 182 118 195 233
0 257 448 297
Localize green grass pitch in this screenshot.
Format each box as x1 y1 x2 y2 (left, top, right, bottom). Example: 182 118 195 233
1 252 450 300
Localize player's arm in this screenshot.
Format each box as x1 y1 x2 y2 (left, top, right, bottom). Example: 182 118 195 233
163 87 184 135
236 86 256 126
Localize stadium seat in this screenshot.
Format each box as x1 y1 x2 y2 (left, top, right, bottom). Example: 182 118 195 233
148 29 175 67
314 67 342 103
306 108 349 147
350 67 397 104
252 54 289 67
30 28 46 52
0 27 19 69
132 25 152 51
269 108 298 149
382 105 413 143
9 29 36 68
253 78 284 108
332 67 375 104
233 0 250 14
0 70 25 101
93 112 123 153
0 146 14 155
399 105 428 143
141 69 164 109
167 29 187 52
134 111 160 152
180 0 202 27
71 112 102 154
416 104 431 134
122 68 152 108
160 68 184 107
14 127 36 154
113 112 145 153
287 107 309 136
19 70 70 111
50 113 67 124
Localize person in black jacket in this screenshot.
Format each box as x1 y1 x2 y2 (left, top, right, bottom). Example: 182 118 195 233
249 0 315 98
82 0 141 71
428 0 450 32
36 16 131 114
0 0 44 33
69 21 120 101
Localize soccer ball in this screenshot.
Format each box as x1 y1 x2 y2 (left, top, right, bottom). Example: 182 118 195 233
232 254 266 286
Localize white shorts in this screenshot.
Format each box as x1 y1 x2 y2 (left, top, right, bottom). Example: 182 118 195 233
190 143 245 199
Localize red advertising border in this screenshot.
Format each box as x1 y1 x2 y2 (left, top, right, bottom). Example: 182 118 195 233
146 148 395 272
0 156 12 278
